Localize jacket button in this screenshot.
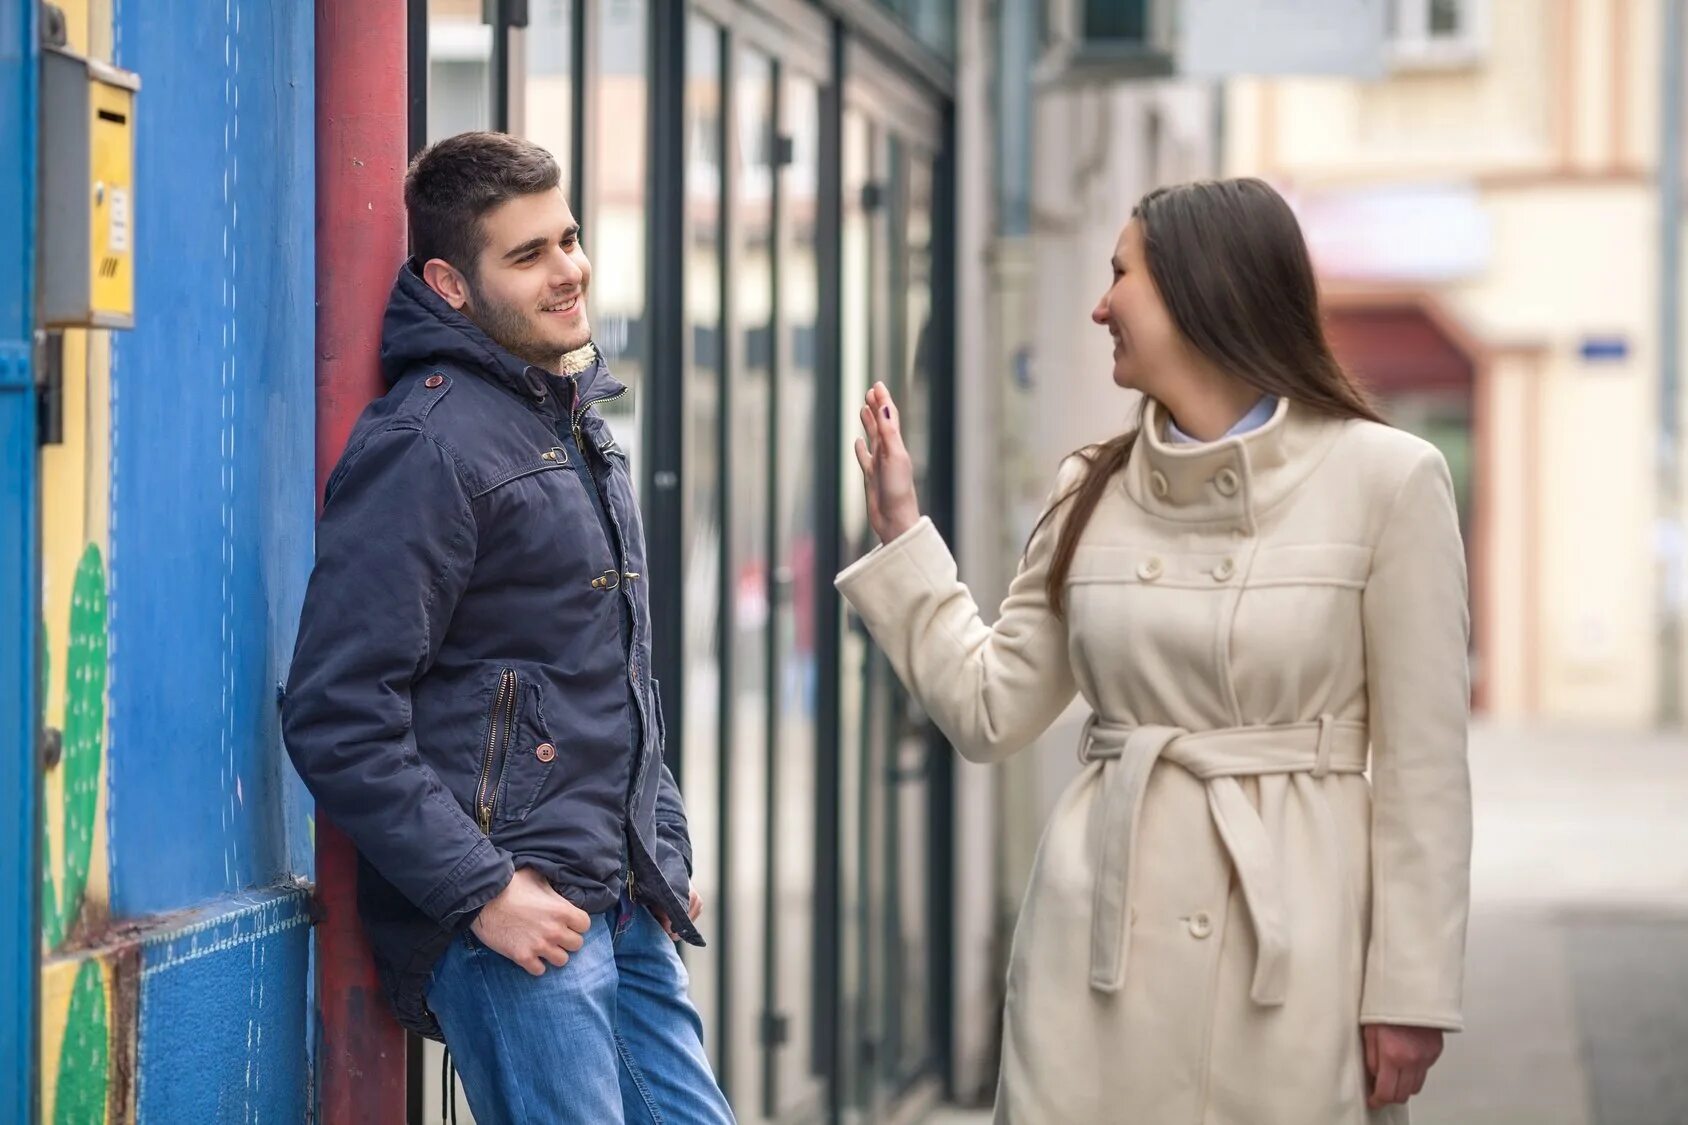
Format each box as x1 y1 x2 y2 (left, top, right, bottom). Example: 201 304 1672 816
541 449 560 462
425 374 444 389
1188 912 1213 939
1149 470 1170 499
1137 557 1164 582
1213 558 1236 582
1213 467 1239 497
535 743 556 763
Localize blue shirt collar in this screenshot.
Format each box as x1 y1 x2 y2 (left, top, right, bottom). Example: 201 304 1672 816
1166 395 1279 444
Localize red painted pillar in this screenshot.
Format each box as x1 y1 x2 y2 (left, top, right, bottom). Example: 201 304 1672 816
314 0 410 1120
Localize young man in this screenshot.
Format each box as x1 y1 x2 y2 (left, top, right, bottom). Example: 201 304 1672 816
283 131 734 1122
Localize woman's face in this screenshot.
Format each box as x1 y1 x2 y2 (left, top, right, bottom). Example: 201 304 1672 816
1092 220 1181 393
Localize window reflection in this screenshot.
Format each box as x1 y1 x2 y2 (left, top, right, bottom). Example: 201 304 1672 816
724 43 775 1109
680 7 724 1074
874 0 955 56
589 0 647 482
521 0 573 203
427 0 492 141
771 71 823 1115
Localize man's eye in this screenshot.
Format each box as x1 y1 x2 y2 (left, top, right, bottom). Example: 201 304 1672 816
519 251 540 264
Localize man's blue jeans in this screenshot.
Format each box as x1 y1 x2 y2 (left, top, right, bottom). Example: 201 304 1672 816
426 888 735 1123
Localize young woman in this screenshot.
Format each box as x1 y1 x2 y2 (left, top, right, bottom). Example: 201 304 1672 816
838 178 1470 1124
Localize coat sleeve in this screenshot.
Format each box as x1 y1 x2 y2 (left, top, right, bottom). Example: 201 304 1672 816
654 761 693 882
833 459 1083 764
282 425 514 929
1358 448 1473 1031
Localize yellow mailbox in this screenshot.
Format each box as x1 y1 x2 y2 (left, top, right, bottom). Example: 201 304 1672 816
40 45 140 329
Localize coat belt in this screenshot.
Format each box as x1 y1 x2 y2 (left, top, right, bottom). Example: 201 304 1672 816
1079 715 1369 1004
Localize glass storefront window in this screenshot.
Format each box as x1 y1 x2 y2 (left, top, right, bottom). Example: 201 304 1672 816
521 0 573 202
680 6 725 1075
890 140 936 1083
874 0 955 57
589 0 647 481
771 70 823 1117
724 42 776 1109
837 105 879 1113
427 0 493 141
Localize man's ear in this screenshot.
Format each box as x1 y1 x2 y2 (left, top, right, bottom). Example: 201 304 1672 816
422 258 472 310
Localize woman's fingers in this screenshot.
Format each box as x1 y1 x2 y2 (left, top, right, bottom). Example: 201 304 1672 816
853 437 873 477
1368 1054 1399 1109
861 399 883 448
866 383 905 458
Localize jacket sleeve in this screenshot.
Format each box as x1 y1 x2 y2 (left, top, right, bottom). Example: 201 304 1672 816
1359 448 1473 1031
833 459 1083 764
283 424 513 928
654 762 693 883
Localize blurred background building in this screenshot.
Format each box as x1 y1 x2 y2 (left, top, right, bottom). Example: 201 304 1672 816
3 1 1685 1122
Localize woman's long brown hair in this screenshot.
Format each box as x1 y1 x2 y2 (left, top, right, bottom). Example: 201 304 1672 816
1037 178 1385 616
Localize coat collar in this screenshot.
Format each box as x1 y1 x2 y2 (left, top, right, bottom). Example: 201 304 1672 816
1122 396 1345 524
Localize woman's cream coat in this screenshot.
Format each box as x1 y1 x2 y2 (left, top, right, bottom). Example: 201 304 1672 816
836 398 1471 1124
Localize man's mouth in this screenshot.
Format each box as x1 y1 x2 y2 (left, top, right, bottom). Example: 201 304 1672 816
542 295 581 314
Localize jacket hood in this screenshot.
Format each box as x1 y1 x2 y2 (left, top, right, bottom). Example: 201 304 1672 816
379 261 622 407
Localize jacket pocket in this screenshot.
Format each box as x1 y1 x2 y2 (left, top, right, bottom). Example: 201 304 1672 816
473 668 520 834
491 680 555 828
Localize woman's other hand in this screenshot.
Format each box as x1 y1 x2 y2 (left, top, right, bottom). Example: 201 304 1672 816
1363 1024 1445 1110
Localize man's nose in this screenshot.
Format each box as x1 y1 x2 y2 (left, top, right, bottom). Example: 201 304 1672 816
550 249 583 287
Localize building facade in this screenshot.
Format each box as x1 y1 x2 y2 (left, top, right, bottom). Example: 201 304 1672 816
4 1 993 1122
1225 0 1688 726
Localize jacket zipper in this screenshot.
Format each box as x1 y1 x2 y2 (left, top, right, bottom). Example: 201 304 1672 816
476 669 518 834
571 383 626 450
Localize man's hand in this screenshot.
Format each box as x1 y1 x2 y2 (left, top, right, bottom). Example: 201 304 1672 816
1364 1024 1444 1109
651 887 704 942
470 867 592 976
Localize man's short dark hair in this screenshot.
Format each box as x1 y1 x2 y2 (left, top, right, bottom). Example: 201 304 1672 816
404 131 562 279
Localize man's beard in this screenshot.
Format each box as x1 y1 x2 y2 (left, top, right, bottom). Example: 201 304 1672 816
463 280 581 373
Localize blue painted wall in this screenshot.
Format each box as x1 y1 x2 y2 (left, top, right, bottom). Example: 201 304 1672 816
94 0 315 1118
136 891 312 1124
111 0 316 916
0 0 38 1117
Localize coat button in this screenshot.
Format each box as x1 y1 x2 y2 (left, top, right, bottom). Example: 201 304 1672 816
1137 557 1164 582
1188 911 1213 939
535 743 556 763
425 374 445 389
1212 557 1236 582
1213 468 1239 497
1149 470 1170 499
541 449 560 462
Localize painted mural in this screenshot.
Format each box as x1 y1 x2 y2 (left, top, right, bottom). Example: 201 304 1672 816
27 0 319 1118
40 317 119 1125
